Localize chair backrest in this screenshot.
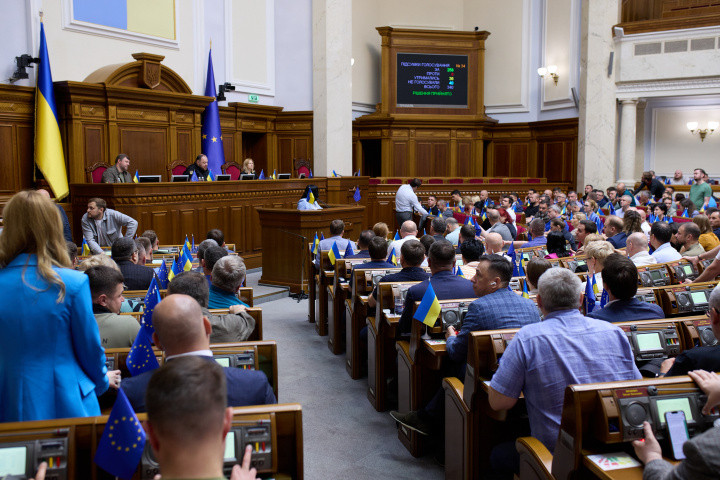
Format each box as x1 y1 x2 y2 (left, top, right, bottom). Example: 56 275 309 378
369 178 381 185
447 178 464 183
467 178 485 184
386 178 403 185
86 162 110 183
428 178 443 184
294 159 311 178
488 178 504 183
168 159 187 178
222 161 242 180
508 178 523 183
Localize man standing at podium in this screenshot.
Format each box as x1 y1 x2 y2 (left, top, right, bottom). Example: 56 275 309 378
395 178 428 230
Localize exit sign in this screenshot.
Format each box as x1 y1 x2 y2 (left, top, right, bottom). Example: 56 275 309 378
248 94 259 103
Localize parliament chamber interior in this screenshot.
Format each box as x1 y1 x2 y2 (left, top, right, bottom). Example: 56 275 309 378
2 0 720 479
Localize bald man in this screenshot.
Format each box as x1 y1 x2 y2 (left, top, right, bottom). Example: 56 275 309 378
121 294 276 412
38 189 73 243
626 232 657 266
389 220 420 254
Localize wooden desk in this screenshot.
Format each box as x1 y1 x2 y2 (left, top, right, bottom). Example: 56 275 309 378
256 205 365 293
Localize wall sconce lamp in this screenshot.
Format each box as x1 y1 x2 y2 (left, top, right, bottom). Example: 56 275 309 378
537 65 559 85
687 121 719 142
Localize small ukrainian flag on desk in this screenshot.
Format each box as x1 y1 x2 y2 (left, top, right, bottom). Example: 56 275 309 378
133 170 140 183
328 241 341 265
81 238 91 256
387 247 397 266
413 283 442 327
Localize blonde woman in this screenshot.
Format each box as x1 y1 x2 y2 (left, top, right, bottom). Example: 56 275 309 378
583 240 616 300
0 191 120 422
693 214 720 252
241 158 255 175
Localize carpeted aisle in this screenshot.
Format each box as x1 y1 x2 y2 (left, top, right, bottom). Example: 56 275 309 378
260 296 444 479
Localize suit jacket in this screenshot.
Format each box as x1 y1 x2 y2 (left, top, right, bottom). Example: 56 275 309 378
665 345 720 377
121 355 276 413
101 167 133 184
0 254 108 422
56 205 72 243
643 426 720 480
607 232 628 249
446 288 541 367
370 267 430 300
116 259 156 291
588 298 665 323
399 270 476 334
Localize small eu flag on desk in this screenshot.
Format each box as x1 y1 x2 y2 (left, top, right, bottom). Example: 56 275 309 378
94 389 146 480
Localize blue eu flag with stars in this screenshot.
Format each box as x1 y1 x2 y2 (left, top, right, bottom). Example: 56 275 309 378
126 326 159 376
353 186 361 202
156 261 169 289
94 388 146 479
141 277 162 332
200 49 225 174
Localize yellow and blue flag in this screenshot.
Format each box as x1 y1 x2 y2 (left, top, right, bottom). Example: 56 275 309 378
181 247 193 271
413 283 442 327
312 233 320 255
387 247 397 266
682 209 690 218
320 232 325 240
168 257 181 281
156 260 169 289
81 238 91 256
201 49 225 174
94 388 146 479
184 235 191 251
521 279 530 299
394 230 401 241
272 169 277 180
456 267 465 278
34 22 68 200
328 242 341 265
332 170 339 177
307 189 315 204
133 170 140 183
207 169 215 182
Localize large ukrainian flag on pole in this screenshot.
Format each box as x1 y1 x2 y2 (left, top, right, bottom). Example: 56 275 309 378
35 21 68 200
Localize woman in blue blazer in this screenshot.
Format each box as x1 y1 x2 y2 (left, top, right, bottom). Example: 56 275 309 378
0 191 120 422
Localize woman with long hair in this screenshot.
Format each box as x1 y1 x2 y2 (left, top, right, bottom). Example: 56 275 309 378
241 158 256 175
694 214 720 251
0 190 119 422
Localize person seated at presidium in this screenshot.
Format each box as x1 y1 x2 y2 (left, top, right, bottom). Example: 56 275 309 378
587 253 665 323
487 268 641 476
85 265 140 348
241 157 255 175
110 237 156 291
297 184 322 210
183 153 211 181
209 255 249 309
0 190 121 422
168 271 255 343
121 294 275 413
81 197 138 255
398 240 476 335
101 153 132 183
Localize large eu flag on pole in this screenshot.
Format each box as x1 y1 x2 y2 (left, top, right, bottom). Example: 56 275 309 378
35 22 69 200
201 50 225 174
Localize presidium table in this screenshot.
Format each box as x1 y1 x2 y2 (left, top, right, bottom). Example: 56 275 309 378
256 205 365 293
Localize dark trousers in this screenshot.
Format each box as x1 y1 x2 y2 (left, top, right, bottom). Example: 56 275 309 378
396 211 413 230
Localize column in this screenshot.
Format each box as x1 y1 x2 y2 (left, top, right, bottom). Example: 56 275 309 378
312 0 352 177
578 0 620 189
618 99 638 184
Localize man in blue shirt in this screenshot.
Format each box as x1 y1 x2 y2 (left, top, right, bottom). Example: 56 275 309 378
488 268 641 476
588 253 665 323
315 219 353 267
508 218 547 250
208 255 249 309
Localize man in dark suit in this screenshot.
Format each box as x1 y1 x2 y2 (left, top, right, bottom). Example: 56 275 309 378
429 216 447 242
367 240 430 308
604 215 628 249
121 294 276 412
588 253 665 323
346 230 374 259
398 240 476 335
111 237 156 290
355 236 396 270
633 170 665 202
661 284 720 377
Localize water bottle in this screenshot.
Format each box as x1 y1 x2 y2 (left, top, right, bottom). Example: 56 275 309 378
394 296 404 315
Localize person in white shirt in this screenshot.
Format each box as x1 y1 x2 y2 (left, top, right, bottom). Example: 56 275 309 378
395 178 428 228
626 232 658 266
388 220 421 255
637 208 652 236
649 221 682 263
500 195 517 228
445 218 460 246
668 169 687 185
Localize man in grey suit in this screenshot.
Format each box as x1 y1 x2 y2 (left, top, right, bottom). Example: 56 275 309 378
101 153 133 183
633 369 720 479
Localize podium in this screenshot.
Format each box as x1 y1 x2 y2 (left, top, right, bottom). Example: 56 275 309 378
256 205 365 293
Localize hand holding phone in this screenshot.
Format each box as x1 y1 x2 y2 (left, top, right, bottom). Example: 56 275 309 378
665 411 689 460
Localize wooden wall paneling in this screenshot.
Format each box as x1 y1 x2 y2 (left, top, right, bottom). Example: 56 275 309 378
510 143 529 176
119 127 168 176
0 85 35 194
457 140 471 177
0 125 16 194
177 130 193 172
278 137 293 174
492 144 510 177
82 124 106 169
